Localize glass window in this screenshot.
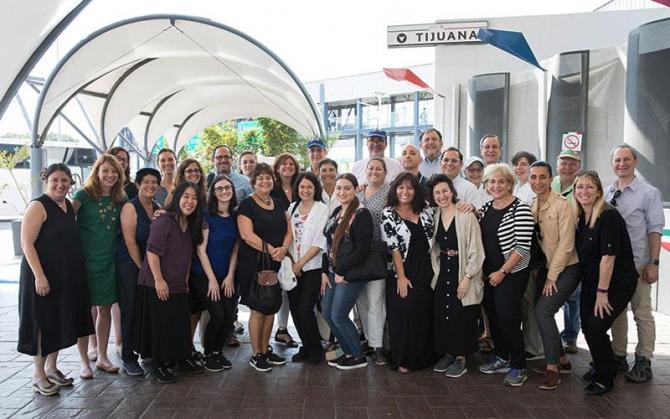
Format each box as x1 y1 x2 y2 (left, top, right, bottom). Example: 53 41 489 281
392 134 414 158
468 73 510 160
330 136 356 173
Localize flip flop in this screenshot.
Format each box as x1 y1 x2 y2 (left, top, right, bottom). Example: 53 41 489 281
32 379 59 396
96 363 119 374
46 370 74 387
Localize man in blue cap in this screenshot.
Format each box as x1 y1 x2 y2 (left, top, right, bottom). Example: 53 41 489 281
351 129 402 184
306 138 327 173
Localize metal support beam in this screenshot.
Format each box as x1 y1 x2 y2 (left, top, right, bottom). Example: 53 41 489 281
413 92 421 146
355 100 363 161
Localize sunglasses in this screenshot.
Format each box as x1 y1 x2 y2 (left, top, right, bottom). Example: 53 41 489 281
610 189 622 207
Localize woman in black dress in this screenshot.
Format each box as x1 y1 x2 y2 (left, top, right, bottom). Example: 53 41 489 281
18 164 95 395
574 171 637 395
428 175 485 378
381 172 435 373
237 163 292 372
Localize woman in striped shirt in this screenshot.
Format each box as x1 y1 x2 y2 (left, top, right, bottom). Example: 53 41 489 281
477 163 534 387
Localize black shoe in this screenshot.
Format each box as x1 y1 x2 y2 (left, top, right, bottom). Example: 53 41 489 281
292 347 309 363
336 355 368 370
372 348 388 366
614 354 629 372
581 367 596 384
203 354 224 372
122 360 145 376
274 328 298 348
191 350 204 363
217 353 233 369
328 354 346 367
250 353 272 372
266 346 286 365
584 380 613 396
179 357 205 375
625 356 652 383
152 367 176 384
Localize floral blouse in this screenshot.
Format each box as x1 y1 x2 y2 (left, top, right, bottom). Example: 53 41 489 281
381 206 435 261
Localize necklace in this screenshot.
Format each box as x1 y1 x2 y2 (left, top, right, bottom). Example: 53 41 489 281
97 198 119 231
254 193 271 205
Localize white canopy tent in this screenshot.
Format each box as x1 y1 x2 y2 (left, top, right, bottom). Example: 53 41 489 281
32 14 324 164
0 0 91 119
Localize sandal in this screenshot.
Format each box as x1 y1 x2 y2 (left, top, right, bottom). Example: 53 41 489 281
87 350 98 362
46 370 74 387
96 362 119 374
79 367 94 380
274 329 298 348
32 379 59 396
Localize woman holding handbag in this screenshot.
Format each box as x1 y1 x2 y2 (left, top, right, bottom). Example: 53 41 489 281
237 163 292 372
286 172 329 364
381 172 435 373
322 173 373 370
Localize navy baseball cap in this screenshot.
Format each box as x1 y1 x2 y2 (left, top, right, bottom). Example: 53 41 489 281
367 129 387 140
307 138 326 149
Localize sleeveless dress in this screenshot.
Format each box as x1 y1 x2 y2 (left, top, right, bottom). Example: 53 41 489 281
18 195 95 356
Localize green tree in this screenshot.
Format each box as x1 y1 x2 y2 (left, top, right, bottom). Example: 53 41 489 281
191 123 239 173
0 144 30 213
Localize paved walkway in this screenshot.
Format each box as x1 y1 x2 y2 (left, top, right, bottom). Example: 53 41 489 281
1 224 670 418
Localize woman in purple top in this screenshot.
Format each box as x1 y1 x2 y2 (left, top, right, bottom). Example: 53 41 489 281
136 182 204 384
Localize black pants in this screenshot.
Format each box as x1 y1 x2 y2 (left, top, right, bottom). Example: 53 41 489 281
581 283 636 386
191 274 236 354
483 268 529 369
287 269 323 359
117 259 139 363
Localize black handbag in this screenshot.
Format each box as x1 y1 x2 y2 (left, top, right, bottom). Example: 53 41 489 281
246 242 282 315
337 237 388 281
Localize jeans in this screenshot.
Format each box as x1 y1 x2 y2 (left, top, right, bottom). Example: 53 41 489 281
534 264 581 365
321 273 367 358
116 259 139 363
287 269 323 358
561 283 581 344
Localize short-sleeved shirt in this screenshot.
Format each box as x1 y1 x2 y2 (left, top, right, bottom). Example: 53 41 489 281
138 214 194 293
192 213 239 278
237 196 288 255
576 206 638 295
551 176 574 204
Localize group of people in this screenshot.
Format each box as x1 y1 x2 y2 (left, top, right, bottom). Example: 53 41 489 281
18 127 663 398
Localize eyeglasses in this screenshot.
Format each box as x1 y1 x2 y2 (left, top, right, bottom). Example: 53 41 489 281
214 185 232 193
610 189 622 207
215 155 232 160
184 168 201 175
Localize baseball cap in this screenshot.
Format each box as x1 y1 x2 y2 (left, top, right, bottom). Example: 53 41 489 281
464 156 484 169
558 149 582 161
307 138 326 149
367 129 387 140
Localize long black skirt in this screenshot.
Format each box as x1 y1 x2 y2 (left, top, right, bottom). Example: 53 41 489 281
135 286 190 365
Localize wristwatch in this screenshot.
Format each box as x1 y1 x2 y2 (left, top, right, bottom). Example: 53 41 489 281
651 259 660 266
499 268 508 275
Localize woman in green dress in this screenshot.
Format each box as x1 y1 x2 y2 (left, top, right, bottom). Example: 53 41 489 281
73 154 127 378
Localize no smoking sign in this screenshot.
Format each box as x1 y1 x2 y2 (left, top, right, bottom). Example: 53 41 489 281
561 132 583 151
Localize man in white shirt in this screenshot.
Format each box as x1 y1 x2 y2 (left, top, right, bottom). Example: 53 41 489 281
351 129 402 184
419 128 443 177
480 133 503 166
439 147 479 205
463 156 488 208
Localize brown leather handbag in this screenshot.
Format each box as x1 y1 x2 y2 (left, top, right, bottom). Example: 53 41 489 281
257 241 279 286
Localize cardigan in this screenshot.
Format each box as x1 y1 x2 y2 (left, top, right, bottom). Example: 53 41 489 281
429 209 485 306
478 197 534 273
325 206 374 277
380 206 434 261
287 201 329 272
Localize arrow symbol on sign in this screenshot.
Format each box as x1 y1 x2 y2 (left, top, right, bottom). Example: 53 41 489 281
397 33 407 43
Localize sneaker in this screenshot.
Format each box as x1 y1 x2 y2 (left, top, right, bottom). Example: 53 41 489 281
203 354 224 372
274 328 298 348
372 348 388 366
445 357 467 378
266 346 286 365
433 354 456 373
152 367 177 384
291 348 310 363
564 341 578 354
179 357 205 375
584 380 613 396
361 341 374 356
217 353 233 369
538 369 561 390
336 355 368 370
624 356 653 383
532 361 572 375
249 353 272 372
479 356 510 374
525 351 544 361
614 354 629 372
503 368 527 387
328 354 346 367
234 320 245 335
191 350 204 364
122 360 145 376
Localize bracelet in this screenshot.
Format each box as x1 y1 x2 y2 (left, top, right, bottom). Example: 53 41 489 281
597 288 608 293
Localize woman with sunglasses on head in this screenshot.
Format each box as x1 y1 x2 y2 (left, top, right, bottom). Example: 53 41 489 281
573 171 637 395
18 164 95 395
136 182 204 383
192 175 240 372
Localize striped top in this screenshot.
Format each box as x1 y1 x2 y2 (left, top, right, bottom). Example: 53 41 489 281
479 197 534 273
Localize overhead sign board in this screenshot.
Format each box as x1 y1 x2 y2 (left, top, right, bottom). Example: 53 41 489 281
388 21 488 48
